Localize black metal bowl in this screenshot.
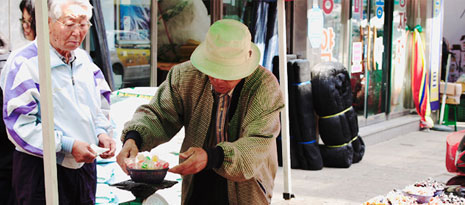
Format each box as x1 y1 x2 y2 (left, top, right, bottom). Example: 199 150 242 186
127 168 169 184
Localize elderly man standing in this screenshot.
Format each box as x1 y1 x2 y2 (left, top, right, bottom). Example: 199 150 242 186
117 19 284 204
0 0 115 204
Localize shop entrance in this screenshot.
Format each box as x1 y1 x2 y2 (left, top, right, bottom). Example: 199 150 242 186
350 0 389 120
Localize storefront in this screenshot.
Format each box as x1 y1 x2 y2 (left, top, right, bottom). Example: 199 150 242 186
85 0 283 90
390 0 411 115
0 0 450 203
312 0 444 126
348 0 391 124
0 0 447 123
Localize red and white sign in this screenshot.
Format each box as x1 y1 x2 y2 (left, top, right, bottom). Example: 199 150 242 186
354 0 363 19
323 0 334 14
399 0 406 7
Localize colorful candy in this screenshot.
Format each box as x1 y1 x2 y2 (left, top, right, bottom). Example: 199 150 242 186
126 152 169 170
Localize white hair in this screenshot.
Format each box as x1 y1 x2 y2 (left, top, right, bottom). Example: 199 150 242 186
48 0 93 20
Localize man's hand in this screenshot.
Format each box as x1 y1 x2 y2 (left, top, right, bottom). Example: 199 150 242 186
97 133 116 159
169 147 207 176
116 139 139 174
71 140 97 163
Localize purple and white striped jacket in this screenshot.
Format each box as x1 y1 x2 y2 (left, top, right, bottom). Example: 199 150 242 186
0 40 111 169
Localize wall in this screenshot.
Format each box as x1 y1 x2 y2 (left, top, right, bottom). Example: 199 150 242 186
0 0 32 52
0 0 10 49
443 0 465 46
443 0 465 82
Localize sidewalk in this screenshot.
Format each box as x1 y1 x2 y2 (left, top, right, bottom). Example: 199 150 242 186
271 120 462 204
109 95 460 204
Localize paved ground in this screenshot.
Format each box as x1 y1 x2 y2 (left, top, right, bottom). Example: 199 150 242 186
109 93 462 204
271 126 464 204
111 121 462 204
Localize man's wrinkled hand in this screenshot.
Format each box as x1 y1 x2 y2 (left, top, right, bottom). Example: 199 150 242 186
98 133 116 159
116 139 139 174
72 140 97 163
169 147 207 176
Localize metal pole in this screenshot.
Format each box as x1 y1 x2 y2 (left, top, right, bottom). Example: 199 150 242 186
439 54 451 124
35 0 59 204
150 0 158 87
278 0 293 200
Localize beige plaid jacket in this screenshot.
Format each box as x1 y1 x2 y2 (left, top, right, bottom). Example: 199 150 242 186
122 61 284 204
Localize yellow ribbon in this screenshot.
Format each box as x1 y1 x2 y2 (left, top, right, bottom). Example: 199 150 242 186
325 136 359 148
320 106 353 119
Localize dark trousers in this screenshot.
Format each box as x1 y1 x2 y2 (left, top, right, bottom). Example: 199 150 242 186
12 150 96 205
187 169 229 205
0 173 15 205
0 149 15 205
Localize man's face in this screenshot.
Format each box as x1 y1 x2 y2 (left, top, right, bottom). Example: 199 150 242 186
49 4 90 54
208 76 241 94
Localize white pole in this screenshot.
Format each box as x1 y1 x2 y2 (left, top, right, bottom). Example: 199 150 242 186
277 0 293 200
35 0 59 204
439 54 451 125
150 1 158 87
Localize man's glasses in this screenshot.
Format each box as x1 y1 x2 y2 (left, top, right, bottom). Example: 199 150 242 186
56 20 92 31
19 18 32 27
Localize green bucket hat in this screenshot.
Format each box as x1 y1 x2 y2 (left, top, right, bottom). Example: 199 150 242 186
190 19 261 80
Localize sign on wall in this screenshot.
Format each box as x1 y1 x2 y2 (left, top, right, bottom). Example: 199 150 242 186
308 4 324 48
323 0 334 15
321 27 335 62
429 0 443 110
118 1 151 44
354 0 363 20
352 42 363 73
374 37 384 70
375 0 384 19
397 0 407 30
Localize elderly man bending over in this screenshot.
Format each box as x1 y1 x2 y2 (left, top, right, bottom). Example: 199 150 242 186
117 19 284 204
0 0 114 204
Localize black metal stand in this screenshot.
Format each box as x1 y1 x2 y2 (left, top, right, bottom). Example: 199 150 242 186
283 192 295 200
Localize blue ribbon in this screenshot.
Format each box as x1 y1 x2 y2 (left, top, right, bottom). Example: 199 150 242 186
277 137 316 145
291 81 311 86
298 140 316 144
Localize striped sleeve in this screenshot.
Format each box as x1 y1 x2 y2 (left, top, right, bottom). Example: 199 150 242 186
88 53 111 120
91 65 112 137
0 44 74 157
